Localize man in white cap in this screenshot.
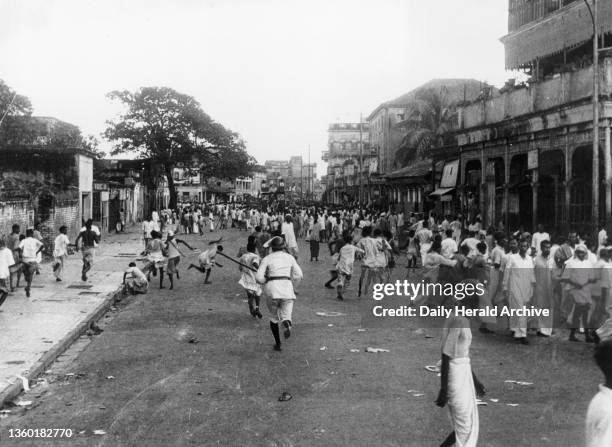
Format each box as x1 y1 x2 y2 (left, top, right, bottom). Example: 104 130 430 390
561 243 596 342
256 236 303 351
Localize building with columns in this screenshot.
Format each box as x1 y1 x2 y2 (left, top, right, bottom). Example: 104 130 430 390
432 0 612 235
323 122 373 205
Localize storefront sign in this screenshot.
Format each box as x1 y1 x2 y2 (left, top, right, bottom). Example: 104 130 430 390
440 160 459 188
528 150 538 169
93 182 108 191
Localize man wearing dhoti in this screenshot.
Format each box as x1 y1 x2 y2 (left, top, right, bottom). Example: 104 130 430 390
503 239 535 345
534 240 554 336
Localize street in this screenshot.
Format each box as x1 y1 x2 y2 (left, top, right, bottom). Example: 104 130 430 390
0 228 602 446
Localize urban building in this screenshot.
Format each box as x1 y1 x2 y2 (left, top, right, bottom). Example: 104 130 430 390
0 144 94 249
0 116 95 249
93 159 148 232
431 0 612 235
264 157 317 202
322 122 372 205
233 171 266 201
173 166 202 203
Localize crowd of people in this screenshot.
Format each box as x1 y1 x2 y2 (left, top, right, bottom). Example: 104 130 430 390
3 201 612 446
138 203 612 349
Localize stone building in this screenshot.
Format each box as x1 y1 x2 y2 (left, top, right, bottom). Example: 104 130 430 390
0 144 93 249
322 122 372 205
432 0 612 235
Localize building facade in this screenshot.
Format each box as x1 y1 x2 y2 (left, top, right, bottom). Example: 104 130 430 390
323 122 372 205
264 157 317 202
234 171 266 201
432 0 612 235
0 145 93 249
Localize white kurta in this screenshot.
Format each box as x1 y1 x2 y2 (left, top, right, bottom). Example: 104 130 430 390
503 253 535 338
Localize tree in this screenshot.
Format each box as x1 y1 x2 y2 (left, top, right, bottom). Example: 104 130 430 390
0 79 35 146
394 86 457 169
0 79 95 152
104 87 255 209
83 135 106 158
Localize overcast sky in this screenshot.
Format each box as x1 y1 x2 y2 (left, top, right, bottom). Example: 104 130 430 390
0 0 509 174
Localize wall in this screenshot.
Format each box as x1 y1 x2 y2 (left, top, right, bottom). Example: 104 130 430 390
0 199 79 254
460 62 610 130
39 199 80 251
77 154 93 223
0 201 34 239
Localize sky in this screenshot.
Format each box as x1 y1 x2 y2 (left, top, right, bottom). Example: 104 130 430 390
0 0 509 175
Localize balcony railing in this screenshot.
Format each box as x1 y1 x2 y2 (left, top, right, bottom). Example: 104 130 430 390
508 0 578 32
458 62 612 130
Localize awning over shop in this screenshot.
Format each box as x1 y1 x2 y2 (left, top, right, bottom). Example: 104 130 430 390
429 187 454 196
385 159 432 181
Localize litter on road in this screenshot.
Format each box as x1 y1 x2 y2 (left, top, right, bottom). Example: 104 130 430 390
504 380 533 386
278 392 292 402
15 400 33 406
365 347 390 353
93 430 107 435
315 311 346 317
349 349 360 353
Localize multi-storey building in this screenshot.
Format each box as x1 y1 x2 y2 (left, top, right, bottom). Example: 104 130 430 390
365 80 488 211
263 157 317 202
432 0 612 234
322 122 372 204
234 171 266 201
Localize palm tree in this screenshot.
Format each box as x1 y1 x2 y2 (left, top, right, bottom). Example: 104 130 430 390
393 86 457 169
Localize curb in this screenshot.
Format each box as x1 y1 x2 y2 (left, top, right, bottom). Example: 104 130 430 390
0 284 124 408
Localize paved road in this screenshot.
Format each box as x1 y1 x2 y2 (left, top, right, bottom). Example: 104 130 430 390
0 228 602 446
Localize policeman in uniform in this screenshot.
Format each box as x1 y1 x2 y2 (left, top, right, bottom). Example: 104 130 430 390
256 236 303 351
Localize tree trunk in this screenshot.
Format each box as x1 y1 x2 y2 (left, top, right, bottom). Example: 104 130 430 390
165 163 178 210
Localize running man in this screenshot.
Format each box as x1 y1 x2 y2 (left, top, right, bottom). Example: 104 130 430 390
75 219 100 282
188 244 224 284
0 238 15 308
53 226 70 282
335 233 364 301
18 229 45 297
239 235 263 318
256 236 303 351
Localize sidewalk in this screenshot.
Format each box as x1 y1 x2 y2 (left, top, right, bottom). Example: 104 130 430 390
0 227 147 406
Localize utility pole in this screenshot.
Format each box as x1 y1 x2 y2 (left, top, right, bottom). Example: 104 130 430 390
359 113 363 209
300 157 304 205
308 145 311 201
585 0 600 234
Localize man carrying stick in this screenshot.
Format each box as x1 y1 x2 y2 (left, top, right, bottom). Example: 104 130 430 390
188 243 223 284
